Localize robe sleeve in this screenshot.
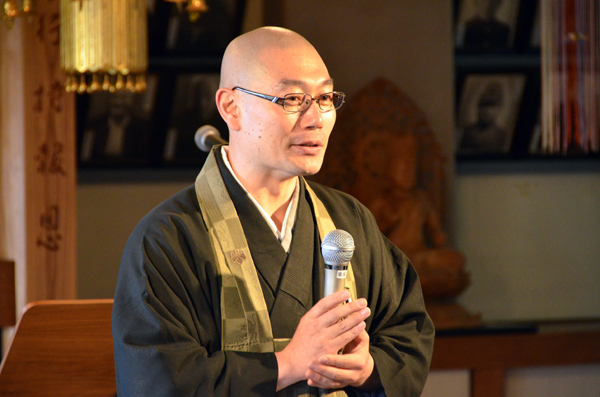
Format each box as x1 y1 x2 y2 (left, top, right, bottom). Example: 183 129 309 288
112 188 279 396
309 182 435 397
366 235 435 396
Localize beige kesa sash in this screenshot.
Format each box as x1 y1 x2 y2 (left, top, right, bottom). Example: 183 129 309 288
194 148 356 397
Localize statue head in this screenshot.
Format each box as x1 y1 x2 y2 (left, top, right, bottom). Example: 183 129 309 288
355 131 419 193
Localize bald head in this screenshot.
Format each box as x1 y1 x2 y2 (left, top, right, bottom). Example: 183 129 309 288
220 27 325 89
214 26 337 188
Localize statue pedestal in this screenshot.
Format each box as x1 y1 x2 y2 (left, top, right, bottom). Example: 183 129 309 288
425 300 481 330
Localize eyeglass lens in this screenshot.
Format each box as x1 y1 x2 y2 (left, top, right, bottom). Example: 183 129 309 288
282 92 345 112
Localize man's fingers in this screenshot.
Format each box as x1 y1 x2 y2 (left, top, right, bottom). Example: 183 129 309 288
307 292 369 325
331 307 369 336
320 297 370 328
306 356 360 389
343 329 370 353
306 369 346 390
307 290 351 318
308 348 373 389
318 354 359 370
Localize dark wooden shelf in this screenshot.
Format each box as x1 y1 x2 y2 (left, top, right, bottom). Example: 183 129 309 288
456 156 600 175
455 51 541 71
77 166 201 185
431 320 600 397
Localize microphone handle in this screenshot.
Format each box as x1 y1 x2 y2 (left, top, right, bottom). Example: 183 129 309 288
324 263 350 354
323 264 348 298
195 125 228 152
203 134 227 150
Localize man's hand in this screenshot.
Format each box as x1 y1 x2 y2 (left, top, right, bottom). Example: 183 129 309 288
306 330 378 390
275 291 371 391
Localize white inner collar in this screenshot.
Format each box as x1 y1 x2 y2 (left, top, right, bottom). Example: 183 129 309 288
220 146 299 253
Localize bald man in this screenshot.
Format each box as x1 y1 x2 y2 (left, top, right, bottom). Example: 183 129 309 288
112 27 434 397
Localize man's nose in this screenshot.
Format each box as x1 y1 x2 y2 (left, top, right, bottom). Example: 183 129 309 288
301 98 324 128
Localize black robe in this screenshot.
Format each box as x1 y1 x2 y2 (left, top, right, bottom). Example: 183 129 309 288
112 151 435 396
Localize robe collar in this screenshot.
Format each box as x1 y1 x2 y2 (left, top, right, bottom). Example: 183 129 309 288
214 150 316 322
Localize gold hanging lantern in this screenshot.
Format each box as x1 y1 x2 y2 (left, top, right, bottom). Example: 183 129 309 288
186 0 208 23
3 0 19 27
3 0 35 28
163 0 208 22
60 0 148 94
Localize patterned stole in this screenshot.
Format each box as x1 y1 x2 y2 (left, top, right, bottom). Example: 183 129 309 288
194 147 357 397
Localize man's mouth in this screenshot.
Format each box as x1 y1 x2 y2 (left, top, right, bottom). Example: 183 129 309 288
299 143 320 147
296 139 322 148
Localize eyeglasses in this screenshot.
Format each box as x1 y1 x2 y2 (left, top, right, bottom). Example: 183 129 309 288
232 86 345 113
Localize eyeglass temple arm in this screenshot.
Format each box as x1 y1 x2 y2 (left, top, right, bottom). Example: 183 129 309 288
256 91 281 104
234 87 282 104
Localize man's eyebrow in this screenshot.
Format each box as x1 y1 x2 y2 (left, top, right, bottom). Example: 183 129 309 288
275 78 335 90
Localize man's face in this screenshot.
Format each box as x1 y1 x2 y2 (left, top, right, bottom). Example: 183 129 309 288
232 46 337 181
478 102 501 125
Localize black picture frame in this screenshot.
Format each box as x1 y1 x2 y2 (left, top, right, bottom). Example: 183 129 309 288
161 73 228 166
529 2 541 48
456 0 521 50
528 108 543 154
78 74 160 167
457 73 527 155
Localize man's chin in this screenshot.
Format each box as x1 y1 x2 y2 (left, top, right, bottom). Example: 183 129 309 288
286 156 323 176
298 162 324 177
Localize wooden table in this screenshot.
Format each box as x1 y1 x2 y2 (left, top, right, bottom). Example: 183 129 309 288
431 321 600 397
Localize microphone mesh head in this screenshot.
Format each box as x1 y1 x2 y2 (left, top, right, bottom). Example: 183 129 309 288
321 229 355 264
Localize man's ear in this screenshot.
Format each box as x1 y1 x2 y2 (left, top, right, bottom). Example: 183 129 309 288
215 88 241 132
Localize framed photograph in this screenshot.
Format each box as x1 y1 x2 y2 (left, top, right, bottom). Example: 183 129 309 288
164 0 245 56
528 109 543 154
457 73 527 154
162 73 228 166
456 0 521 50
78 74 159 167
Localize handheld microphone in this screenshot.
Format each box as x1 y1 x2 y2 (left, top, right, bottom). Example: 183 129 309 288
321 229 355 298
195 125 227 152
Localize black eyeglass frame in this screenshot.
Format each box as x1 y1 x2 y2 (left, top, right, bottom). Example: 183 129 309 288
232 86 345 113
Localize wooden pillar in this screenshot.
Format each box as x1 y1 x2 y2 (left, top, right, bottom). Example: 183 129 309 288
0 0 77 314
0 260 16 327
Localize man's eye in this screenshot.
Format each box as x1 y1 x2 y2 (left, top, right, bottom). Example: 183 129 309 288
319 93 333 103
285 95 304 104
